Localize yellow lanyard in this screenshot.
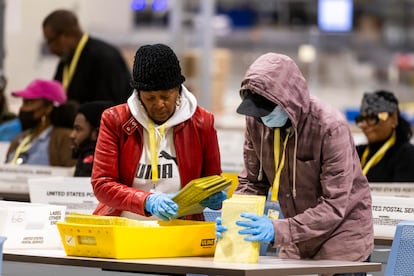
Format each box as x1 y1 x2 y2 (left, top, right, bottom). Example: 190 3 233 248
148 120 167 183
361 131 395 176
271 128 289 201
11 134 32 164
62 33 89 90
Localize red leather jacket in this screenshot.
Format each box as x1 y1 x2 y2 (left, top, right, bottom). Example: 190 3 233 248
91 103 222 220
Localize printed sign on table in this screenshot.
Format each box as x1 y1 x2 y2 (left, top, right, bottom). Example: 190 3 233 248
372 195 414 238
28 177 98 215
0 164 74 195
370 183 414 197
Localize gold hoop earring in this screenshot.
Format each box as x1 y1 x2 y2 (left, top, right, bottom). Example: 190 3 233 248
176 95 182 107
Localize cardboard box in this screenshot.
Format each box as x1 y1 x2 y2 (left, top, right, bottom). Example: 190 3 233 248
57 214 216 259
0 201 66 249
181 48 231 114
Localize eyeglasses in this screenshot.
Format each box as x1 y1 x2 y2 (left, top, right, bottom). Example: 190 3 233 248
355 112 389 127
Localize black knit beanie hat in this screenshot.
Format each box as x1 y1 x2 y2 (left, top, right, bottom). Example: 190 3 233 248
78 101 115 128
130 43 185 91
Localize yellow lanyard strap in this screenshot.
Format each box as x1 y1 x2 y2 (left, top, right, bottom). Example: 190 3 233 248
148 120 167 183
11 134 32 164
271 128 289 201
63 33 89 90
361 131 396 176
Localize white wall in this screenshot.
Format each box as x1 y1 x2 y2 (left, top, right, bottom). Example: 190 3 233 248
3 0 134 112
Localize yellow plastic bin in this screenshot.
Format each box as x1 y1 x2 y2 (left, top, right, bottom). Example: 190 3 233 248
0 236 6 275
57 214 216 259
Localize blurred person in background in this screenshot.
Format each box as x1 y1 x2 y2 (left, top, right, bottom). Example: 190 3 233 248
5 79 76 167
91 44 225 221
355 90 414 182
70 100 114 177
0 74 21 141
216 53 373 276
42 9 132 105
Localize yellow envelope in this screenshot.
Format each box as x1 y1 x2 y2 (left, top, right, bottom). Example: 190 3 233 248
214 195 266 263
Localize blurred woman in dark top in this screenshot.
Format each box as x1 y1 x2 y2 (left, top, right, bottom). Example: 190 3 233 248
355 90 414 182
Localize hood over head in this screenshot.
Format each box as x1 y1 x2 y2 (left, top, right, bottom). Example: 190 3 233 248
239 53 310 128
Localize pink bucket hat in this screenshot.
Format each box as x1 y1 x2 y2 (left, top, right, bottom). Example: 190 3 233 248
12 79 67 105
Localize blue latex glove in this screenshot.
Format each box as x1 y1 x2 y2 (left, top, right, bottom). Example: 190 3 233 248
200 191 227 210
236 212 275 243
215 217 228 239
145 193 178 221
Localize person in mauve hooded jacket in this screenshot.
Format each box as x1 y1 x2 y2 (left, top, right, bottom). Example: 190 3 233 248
219 53 374 269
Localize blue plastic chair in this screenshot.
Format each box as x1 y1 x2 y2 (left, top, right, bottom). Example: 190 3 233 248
203 208 222 222
385 220 414 276
0 236 6 276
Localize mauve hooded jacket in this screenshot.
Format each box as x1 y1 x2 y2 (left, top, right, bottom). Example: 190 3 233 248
234 53 374 261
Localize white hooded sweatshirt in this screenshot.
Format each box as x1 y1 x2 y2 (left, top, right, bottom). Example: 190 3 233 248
121 86 197 220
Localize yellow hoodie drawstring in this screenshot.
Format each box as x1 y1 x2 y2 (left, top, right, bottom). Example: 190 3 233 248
62 33 89 90
148 120 167 186
271 128 289 201
361 131 395 176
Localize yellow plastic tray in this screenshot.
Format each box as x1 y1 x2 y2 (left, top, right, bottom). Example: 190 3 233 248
57 214 216 259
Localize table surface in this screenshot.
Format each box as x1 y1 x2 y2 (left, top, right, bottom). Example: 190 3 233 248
3 249 382 276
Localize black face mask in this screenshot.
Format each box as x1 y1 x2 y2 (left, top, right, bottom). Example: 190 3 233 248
18 110 41 131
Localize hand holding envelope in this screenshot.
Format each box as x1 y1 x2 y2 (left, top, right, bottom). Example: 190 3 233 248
236 212 274 242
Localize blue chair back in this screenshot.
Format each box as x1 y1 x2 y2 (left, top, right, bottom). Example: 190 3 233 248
385 220 414 276
0 236 6 276
203 208 222 222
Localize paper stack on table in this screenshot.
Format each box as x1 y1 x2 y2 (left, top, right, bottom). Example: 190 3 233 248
214 194 266 264
172 175 232 217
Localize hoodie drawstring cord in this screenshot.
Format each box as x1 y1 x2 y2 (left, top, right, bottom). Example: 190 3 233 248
258 127 264 181
292 128 297 199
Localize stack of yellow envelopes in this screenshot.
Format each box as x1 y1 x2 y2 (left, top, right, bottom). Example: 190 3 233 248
214 194 266 264
172 175 232 217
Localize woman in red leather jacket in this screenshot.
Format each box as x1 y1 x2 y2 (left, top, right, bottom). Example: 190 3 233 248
91 44 223 221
